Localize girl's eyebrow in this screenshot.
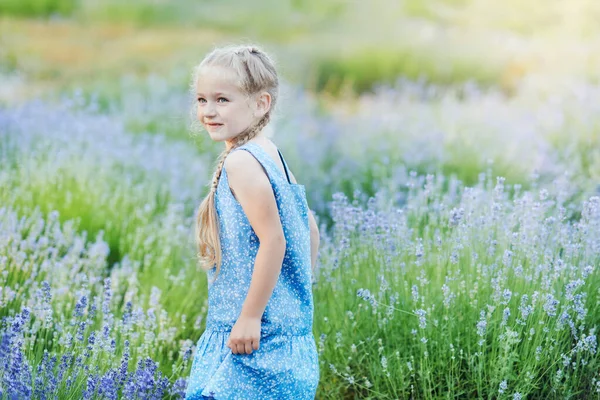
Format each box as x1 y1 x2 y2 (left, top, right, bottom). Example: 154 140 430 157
196 92 228 96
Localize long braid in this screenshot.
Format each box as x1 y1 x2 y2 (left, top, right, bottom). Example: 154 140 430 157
196 113 271 275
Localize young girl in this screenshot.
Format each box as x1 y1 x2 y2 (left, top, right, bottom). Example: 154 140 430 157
185 45 320 400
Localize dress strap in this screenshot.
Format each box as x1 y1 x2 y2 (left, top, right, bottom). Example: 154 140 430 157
277 149 292 184
232 142 286 185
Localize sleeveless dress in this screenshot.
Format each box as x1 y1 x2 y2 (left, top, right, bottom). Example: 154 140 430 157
185 142 319 400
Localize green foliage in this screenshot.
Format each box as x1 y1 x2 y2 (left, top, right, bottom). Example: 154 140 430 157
0 0 77 17
78 0 312 33
78 0 181 26
403 0 470 20
313 48 502 94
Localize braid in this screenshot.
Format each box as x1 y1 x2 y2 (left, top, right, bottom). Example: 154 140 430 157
196 113 271 278
209 112 271 195
210 150 230 193
232 113 270 148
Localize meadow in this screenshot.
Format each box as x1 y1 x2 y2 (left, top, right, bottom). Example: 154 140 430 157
1 1 600 399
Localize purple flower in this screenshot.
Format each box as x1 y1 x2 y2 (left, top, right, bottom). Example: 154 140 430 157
103 278 112 314
0 308 34 397
123 358 169 399
356 288 376 306
414 309 427 329
76 321 87 342
498 380 508 394
501 308 511 326
170 378 187 399
57 353 71 383
87 331 96 350
519 295 533 320
118 342 130 386
82 374 98 400
75 295 88 318
98 369 119 400
41 281 52 302
122 301 133 328
89 301 97 321
543 294 559 317
476 310 487 346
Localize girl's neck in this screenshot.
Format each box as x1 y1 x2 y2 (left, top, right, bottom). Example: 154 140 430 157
225 132 266 151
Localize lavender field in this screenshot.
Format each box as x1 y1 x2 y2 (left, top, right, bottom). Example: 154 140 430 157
2 1 600 399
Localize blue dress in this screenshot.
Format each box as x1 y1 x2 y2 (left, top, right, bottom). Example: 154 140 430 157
185 142 319 400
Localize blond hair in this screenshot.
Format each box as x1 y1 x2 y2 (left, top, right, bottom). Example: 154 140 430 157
194 44 279 276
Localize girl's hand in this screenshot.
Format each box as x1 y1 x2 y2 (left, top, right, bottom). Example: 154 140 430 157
227 316 261 355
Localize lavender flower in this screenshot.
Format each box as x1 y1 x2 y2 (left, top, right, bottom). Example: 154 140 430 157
74 295 88 318
476 310 487 346
519 295 533 320
499 380 508 394
103 278 112 315
356 288 376 307
415 309 427 329
501 308 511 327
170 378 188 399
543 294 559 317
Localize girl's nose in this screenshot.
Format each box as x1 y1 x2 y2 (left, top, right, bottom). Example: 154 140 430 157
204 104 217 116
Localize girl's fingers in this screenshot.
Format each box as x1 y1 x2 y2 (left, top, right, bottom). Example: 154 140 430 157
228 337 260 354
244 342 253 354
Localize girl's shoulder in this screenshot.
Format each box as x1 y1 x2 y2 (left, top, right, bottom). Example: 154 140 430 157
226 139 273 170
225 148 258 173
223 147 269 188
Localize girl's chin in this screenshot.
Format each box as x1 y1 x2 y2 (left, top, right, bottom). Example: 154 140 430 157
208 133 238 143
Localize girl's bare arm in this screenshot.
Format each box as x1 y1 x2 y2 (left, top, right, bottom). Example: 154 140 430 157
225 150 286 321
288 170 319 272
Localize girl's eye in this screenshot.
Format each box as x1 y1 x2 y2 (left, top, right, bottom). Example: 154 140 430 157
197 97 227 104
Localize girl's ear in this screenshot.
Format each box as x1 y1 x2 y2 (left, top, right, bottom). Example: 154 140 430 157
255 92 272 117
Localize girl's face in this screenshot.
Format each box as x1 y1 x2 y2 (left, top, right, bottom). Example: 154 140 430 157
196 66 259 145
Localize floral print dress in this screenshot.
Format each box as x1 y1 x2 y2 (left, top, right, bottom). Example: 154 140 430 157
185 142 319 400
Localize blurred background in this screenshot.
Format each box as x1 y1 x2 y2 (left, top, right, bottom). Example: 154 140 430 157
3 0 600 215
3 0 600 98
0 0 600 94
2 1 600 398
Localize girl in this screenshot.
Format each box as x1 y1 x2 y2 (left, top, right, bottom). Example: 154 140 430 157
185 45 320 400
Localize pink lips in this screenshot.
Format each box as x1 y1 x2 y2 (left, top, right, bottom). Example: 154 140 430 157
206 122 223 128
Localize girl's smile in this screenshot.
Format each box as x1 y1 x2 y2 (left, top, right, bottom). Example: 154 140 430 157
205 122 224 129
